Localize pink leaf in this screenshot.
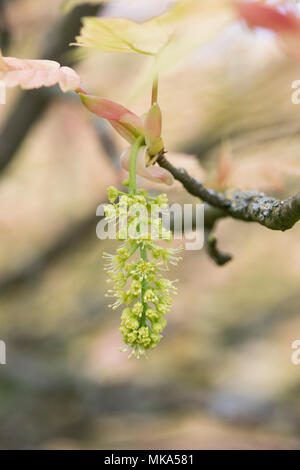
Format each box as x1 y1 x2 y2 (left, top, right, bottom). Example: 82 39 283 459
79 92 144 143
109 121 137 144
236 2 300 34
120 146 173 186
58 66 82 92
0 51 81 92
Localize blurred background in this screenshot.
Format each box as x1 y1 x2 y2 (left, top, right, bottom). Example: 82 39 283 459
0 0 300 450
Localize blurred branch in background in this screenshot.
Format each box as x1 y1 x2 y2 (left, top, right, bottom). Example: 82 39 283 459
0 0 11 53
185 119 298 164
0 212 98 294
0 3 101 175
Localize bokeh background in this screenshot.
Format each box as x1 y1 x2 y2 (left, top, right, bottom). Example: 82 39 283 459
1 0 300 450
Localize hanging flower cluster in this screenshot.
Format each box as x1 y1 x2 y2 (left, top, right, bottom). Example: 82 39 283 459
103 187 181 358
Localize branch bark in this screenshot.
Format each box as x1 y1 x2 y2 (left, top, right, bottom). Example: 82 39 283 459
158 155 300 231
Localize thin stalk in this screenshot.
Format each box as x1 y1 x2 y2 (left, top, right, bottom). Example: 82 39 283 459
140 244 148 327
151 54 159 105
129 135 144 195
151 72 159 105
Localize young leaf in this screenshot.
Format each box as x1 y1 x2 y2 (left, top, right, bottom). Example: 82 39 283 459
78 91 144 143
74 16 169 55
74 0 232 60
144 104 164 160
0 52 81 92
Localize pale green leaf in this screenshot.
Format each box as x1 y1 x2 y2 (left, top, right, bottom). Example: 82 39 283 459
74 0 233 59
74 16 170 55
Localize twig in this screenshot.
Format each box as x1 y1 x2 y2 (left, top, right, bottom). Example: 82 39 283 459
204 228 232 266
158 155 300 231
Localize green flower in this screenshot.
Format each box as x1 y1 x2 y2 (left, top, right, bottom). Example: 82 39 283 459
144 289 159 304
152 318 167 333
103 188 181 358
146 308 159 321
129 280 142 296
156 193 168 207
107 186 119 203
132 302 143 316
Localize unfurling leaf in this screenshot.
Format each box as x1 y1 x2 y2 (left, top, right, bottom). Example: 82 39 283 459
74 16 170 55
74 0 233 61
0 52 81 92
144 104 164 163
78 91 144 143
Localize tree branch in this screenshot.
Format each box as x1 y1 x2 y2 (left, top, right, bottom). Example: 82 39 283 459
158 155 300 231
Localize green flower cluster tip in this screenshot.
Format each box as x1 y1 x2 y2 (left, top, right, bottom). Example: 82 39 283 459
103 186 182 358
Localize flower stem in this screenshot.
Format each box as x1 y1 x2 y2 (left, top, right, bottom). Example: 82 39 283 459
152 53 161 105
129 135 144 195
152 72 159 105
140 244 148 327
